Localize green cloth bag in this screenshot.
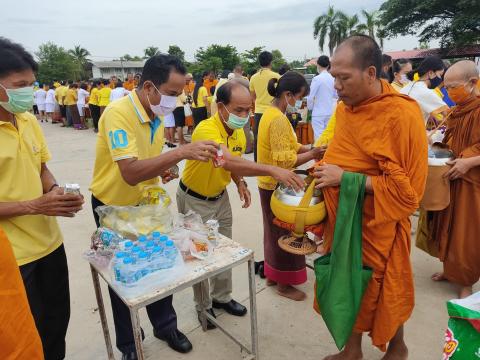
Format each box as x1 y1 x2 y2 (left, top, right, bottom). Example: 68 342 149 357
314 171 373 350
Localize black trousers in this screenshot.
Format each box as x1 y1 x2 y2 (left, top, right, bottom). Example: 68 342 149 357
90 104 101 130
20 244 70 360
91 195 177 354
192 106 208 127
253 113 263 162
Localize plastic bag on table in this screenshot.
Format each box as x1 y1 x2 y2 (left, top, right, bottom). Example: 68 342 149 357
443 292 480 359
169 228 195 261
138 185 171 206
189 231 213 260
95 204 173 239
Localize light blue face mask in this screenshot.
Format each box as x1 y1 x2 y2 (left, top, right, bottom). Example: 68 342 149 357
221 104 250 130
0 83 35 113
285 95 303 114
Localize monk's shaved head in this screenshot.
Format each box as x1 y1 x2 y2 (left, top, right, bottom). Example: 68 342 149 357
335 35 383 78
445 60 479 83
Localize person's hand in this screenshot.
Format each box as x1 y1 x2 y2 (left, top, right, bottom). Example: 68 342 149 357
310 145 327 161
313 163 344 188
271 168 305 191
161 168 179 184
237 181 251 208
445 158 474 180
180 141 218 162
28 187 84 217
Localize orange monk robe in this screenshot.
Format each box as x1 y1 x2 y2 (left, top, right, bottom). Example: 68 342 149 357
0 228 43 359
322 80 428 351
184 82 195 96
429 97 480 286
123 80 135 91
203 78 218 96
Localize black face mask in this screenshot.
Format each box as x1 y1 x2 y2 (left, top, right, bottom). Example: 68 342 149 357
429 75 442 89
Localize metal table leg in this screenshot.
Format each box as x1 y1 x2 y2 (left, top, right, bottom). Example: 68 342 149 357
130 308 144 360
90 265 115 360
248 259 259 359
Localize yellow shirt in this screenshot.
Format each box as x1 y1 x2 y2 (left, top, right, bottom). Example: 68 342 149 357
191 86 208 108
89 87 100 106
182 113 246 197
64 88 77 105
53 81 60 88
314 109 337 147
0 112 63 265
249 68 280 114
90 90 165 206
257 106 301 190
98 87 112 107
55 85 68 105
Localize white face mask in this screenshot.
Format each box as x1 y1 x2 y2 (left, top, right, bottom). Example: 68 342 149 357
147 83 177 116
400 74 409 84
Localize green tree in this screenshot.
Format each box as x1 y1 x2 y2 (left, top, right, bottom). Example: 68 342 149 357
289 59 306 69
36 42 78 83
143 46 159 58
345 14 361 36
356 10 385 48
313 6 348 55
379 0 480 48
195 44 240 73
271 49 287 72
68 45 90 79
167 45 185 62
240 46 265 75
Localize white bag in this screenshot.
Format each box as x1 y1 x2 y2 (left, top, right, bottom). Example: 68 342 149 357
184 103 192 117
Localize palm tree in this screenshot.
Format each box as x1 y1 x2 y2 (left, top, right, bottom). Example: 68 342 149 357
68 45 91 80
344 14 361 36
313 6 349 55
144 46 159 58
68 45 91 63
357 10 380 40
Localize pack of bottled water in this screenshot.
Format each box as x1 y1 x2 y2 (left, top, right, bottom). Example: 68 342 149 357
111 231 179 287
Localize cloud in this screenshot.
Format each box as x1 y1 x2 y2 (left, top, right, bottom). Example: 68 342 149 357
6 17 51 25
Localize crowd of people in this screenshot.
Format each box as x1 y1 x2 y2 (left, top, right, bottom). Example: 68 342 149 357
1 32 480 360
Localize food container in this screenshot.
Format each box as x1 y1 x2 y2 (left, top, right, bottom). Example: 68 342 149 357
270 170 326 227
420 148 453 211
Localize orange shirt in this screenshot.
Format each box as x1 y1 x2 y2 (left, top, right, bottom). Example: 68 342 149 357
203 78 218 96
321 81 428 350
124 80 135 91
184 82 195 96
0 228 43 359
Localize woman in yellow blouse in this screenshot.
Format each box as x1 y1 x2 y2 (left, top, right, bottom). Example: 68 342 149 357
191 74 210 127
257 71 325 301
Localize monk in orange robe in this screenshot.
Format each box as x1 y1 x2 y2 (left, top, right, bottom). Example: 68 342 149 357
429 60 480 299
123 73 135 91
0 227 43 359
314 35 428 359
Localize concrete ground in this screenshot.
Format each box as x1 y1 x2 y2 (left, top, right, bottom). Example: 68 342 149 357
41 122 478 360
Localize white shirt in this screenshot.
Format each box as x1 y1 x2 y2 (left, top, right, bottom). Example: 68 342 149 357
400 81 447 123
45 89 56 104
307 70 337 116
77 88 90 105
34 89 47 105
110 87 129 102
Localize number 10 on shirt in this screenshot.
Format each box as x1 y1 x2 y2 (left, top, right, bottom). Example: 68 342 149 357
109 130 129 150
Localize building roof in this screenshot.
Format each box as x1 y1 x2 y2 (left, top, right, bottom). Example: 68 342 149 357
386 45 480 60
92 61 145 68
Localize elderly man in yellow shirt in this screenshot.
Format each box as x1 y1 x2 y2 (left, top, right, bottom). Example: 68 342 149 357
249 51 280 161
177 80 304 329
90 54 221 359
0 37 84 360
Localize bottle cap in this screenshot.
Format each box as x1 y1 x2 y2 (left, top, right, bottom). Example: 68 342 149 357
123 257 134 264
138 252 149 259
146 241 155 247
124 241 133 248
116 251 127 258
138 235 147 242
160 235 168 242
153 246 162 253
132 246 141 253
152 231 161 238
166 240 174 247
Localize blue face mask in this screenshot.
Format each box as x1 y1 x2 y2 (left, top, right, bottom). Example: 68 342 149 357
221 104 250 130
0 83 35 113
285 95 302 113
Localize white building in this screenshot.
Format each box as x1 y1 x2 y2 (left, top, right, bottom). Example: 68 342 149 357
91 60 145 80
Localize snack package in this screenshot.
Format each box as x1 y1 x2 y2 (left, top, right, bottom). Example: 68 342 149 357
443 292 480 359
138 185 171 206
205 219 219 247
95 204 173 238
189 231 212 260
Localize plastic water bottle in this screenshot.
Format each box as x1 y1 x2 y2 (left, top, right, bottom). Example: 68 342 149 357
136 251 150 278
120 240 134 252
152 231 161 244
145 240 155 255
131 246 142 261
149 246 163 271
113 252 127 281
137 235 148 248
122 257 137 286
164 240 177 268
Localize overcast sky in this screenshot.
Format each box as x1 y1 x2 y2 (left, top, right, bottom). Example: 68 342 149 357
3 0 429 62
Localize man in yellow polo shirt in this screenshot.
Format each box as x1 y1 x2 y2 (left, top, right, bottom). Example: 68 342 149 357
55 80 68 124
98 79 112 115
90 54 218 360
177 81 304 329
88 80 101 133
0 37 84 360
249 51 280 161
